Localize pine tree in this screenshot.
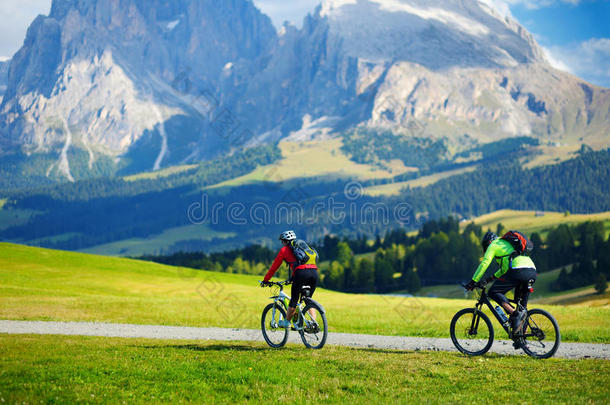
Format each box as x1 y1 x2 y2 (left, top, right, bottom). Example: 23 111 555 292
357 258 375 292
404 269 421 294
374 255 395 293
335 242 353 267
529 232 547 272
594 274 607 295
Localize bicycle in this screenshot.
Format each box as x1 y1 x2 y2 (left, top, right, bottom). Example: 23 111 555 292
259 280 328 349
450 277 560 359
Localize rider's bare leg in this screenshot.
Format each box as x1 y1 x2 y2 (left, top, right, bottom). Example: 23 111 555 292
287 305 317 323
286 306 296 322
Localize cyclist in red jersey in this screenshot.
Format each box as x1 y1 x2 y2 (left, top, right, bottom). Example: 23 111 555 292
262 230 318 328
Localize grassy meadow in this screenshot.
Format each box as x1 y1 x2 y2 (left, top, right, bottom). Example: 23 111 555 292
123 163 199 181
206 139 408 190
1 334 608 404
363 166 478 196
78 224 236 257
463 209 610 238
1 243 608 343
418 267 580 299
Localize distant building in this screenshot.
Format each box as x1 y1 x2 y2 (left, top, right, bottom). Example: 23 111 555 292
535 211 545 217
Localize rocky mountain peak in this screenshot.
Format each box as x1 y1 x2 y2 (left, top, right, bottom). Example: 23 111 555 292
0 0 277 175
316 0 545 69
0 0 606 184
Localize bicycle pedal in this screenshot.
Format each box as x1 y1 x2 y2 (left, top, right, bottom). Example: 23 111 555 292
512 340 523 350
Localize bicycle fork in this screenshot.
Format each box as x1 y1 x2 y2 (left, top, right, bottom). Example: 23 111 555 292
270 303 280 329
468 303 484 335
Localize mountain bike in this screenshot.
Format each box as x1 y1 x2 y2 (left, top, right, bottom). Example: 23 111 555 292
259 280 328 349
450 277 560 359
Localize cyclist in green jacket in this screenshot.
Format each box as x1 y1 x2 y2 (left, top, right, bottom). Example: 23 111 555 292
465 231 536 333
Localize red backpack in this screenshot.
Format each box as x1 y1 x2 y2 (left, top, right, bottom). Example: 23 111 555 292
501 230 533 257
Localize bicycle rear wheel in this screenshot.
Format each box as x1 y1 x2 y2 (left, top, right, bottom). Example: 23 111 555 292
299 304 328 349
519 308 560 359
261 303 289 348
450 308 494 356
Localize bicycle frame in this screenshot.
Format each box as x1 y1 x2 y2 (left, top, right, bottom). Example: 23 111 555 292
268 282 322 331
473 287 512 336
473 284 550 344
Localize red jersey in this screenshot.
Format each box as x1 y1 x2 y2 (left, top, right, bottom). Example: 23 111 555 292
263 245 317 282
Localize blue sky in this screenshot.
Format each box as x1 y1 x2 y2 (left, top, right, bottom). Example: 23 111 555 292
1 0 608 87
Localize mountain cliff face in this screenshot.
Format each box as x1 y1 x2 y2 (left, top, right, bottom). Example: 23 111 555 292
0 60 8 103
0 0 607 182
233 0 608 147
0 0 276 176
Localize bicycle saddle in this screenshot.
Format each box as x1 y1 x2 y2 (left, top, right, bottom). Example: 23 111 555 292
300 285 312 297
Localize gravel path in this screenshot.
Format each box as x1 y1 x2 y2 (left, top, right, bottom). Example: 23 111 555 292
2 320 609 360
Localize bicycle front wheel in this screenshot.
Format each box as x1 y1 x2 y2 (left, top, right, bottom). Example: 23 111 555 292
299 304 328 349
520 308 560 359
261 303 289 348
450 308 494 356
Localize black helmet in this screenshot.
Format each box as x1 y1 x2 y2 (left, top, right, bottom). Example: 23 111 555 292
279 230 296 242
481 231 497 252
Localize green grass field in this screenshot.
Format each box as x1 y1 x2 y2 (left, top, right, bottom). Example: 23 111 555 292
463 209 610 238
415 266 610 309
522 143 581 169
79 224 235 256
207 139 407 190
0 208 39 232
1 335 608 404
123 164 198 182
537 287 610 307
419 268 567 299
1 243 608 343
363 166 478 196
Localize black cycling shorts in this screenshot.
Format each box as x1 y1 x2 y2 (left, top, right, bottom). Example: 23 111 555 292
489 268 537 307
290 267 318 308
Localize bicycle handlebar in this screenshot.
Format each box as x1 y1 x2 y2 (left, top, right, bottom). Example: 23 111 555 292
460 276 494 290
259 280 292 287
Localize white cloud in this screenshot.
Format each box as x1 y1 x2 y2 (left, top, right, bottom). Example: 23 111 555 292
545 38 610 87
501 0 581 8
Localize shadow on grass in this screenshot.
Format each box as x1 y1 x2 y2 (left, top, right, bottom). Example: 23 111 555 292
137 343 270 352
345 346 517 359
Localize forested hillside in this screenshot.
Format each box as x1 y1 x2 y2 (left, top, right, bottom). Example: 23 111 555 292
1 149 608 254
140 217 610 295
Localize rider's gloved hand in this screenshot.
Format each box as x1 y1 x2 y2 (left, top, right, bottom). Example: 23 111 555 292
259 280 270 287
464 280 476 291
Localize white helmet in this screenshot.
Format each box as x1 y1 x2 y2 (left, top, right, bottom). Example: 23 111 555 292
279 230 296 242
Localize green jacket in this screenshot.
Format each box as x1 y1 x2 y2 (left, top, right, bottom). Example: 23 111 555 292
472 239 536 282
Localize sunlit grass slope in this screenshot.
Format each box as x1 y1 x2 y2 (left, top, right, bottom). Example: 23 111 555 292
207 139 409 189
364 166 478 196
78 224 235 257
0 243 608 343
0 335 608 404
123 163 198 181
463 209 610 238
